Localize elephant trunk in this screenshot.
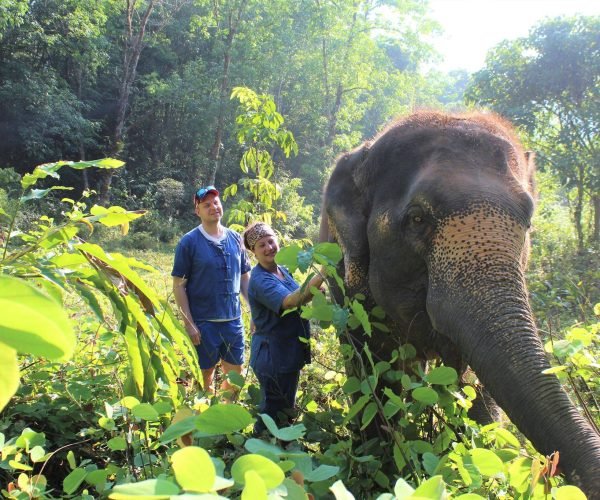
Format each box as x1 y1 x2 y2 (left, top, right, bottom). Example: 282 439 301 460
426 208 600 497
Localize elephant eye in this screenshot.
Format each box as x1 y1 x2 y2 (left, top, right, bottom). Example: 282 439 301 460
412 215 423 224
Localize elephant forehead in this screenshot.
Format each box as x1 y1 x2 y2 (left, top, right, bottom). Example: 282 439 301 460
429 201 527 283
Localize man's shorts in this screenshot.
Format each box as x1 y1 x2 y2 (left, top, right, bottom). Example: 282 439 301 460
195 318 244 369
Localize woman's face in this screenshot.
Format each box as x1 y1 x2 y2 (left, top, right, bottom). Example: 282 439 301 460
253 234 279 268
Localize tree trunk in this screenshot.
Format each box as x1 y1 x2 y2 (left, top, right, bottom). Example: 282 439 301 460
97 0 157 205
592 192 599 247
574 164 585 254
208 0 248 185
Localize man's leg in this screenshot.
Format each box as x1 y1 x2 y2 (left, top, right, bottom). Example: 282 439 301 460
195 321 220 395
201 367 216 394
220 361 243 393
219 318 245 398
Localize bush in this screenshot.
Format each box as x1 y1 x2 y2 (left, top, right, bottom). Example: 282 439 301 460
125 230 158 250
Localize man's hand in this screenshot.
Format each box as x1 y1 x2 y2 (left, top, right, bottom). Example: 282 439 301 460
185 322 201 345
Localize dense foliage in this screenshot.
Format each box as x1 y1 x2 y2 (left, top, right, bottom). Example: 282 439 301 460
1 4 598 499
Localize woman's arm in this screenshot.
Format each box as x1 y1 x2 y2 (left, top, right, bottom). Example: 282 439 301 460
281 272 324 310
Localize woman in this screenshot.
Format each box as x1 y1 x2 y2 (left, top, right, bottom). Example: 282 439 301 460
243 222 324 432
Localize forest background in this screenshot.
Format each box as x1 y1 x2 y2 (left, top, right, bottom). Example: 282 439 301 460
0 0 598 499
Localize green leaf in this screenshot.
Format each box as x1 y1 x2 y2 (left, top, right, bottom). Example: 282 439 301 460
343 394 370 424
329 479 355 500
412 387 439 405
242 470 267 500
360 402 378 430
541 365 567 375
196 404 254 436
63 468 87 495
470 448 504 477
393 478 415 498
422 452 440 476
304 464 340 482
86 469 109 487
411 475 447 498
107 437 127 451
426 366 458 385
29 446 47 463
231 454 284 489
454 494 486 499
20 186 73 202
493 428 520 448
0 344 19 411
313 242 342 264
132 403 160 422
244 438 285 457
282 478 310 500
0 276 75 360
120 396 141 409
259 413 306 441
275 245 301 272
160 416 197 444
88 205 146 227
360 375 378 395
108 478 180 499
554 485 586 500
172 447 215 493
66 450 77 469
342 377 361 395
226 370 245 388
351 300 372 336
297 249 314 272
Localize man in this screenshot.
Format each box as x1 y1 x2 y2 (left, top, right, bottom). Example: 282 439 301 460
172 185 251 395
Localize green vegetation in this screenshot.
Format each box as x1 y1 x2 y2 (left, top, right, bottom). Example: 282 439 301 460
1 4 598 499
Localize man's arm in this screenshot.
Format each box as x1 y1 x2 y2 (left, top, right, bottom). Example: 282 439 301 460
172 276 200 345
240 271 250 306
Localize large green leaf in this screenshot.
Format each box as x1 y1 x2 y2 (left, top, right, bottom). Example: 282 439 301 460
412 387 439 406
275 245 302 273
425 366 458 386
304 464 340 482
411 475 447 499
241 470 267 500
554 485 586 500
244 438 285 457
63 468 87 495
196 404 254 436
88 205 146 227
172 447 215 493
313 242 342 264
0 345 19 411
259 413 306 441
160 416 198 444
108 478 180 499
124 326 144 397
0 275 75 360
131 403 160 422
231 454 284 489
21 159 124 189
470 448 504 477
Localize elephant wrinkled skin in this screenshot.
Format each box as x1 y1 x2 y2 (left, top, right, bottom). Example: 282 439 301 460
321 111 600 497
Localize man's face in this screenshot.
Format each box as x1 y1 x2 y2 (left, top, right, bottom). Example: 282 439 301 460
195 193 223 223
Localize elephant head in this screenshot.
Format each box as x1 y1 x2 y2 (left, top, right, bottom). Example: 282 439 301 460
322 111 600 496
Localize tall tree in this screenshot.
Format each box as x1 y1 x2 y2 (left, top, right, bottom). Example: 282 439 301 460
466 15 599 251
97 0 191 204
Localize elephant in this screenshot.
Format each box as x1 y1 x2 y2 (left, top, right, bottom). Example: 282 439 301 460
320 111 600 497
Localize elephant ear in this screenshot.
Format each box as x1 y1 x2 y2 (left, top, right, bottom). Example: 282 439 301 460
323 143 371 297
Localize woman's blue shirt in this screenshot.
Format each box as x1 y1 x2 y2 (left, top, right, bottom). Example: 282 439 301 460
248 264 311 374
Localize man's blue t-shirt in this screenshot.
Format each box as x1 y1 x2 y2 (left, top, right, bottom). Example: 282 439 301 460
248 264 311 374
171 227 251 321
